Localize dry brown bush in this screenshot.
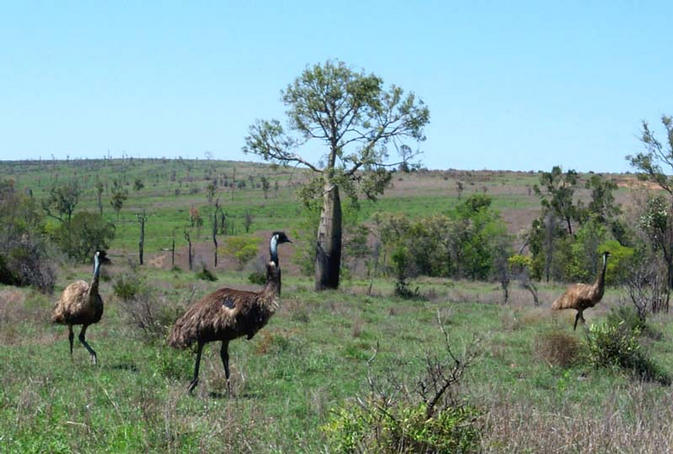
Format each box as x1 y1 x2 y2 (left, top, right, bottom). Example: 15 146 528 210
534 330 582 368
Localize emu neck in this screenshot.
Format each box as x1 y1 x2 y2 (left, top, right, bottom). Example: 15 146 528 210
264 267 281 297
269 236 279 267
595 255 608 295
90 256 101 293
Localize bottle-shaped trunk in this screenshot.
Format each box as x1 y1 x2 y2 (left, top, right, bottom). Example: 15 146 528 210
315 183 342 291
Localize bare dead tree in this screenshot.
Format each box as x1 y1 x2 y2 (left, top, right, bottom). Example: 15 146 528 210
417 310 480 419
625 255 670 318
137 210 148 265
184 229 193 271
212 199 221 267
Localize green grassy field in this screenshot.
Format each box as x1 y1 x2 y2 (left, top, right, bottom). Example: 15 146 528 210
1 159 671 452
2 271 673 452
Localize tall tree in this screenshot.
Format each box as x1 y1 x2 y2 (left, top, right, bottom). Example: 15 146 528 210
95 181 104 215
42 180 81 224
628 115 673 194
212 199 221 267
628 115 673 289
533 166 581 236
244 60 429 290
110 179 128 220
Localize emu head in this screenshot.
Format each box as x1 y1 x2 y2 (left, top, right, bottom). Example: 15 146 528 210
269 231 292 266
96 250 112 265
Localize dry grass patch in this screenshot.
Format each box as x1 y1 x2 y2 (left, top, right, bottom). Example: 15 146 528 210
535 329 583 368
481 387 673 452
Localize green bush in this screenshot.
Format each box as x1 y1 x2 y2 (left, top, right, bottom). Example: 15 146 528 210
195 266 217 281
222 235 260 270
52 211 115 262
322 399 481 453
586 320 670 385
606 306 647 335
248 270 266 285
113 272 144 301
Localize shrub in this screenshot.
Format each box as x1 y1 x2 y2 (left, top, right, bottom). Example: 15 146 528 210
586 321 670 385
248 270 266 285
0 180 55 293
52 212 115 262
323 401 481 453
121 290 181 342
195 266 217 281
222 235 260 270
606 306 648 336
113 272 144 301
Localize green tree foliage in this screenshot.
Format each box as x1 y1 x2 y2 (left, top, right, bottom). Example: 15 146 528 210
639 194 673 288
529 167 622 282
627 115 673 194
222 235 260 270
598 240 634 285
627 116 673 290
95 181 104 215
534 166 581 235
133 178 144 191
42 180 81 224
110 179 128 219
0 179 55 293
244 60 430 290
52 212 115 262
260 175 270 199
372 195 509 281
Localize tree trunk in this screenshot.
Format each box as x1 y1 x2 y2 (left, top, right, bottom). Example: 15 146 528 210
139 217 145 265
212 204 219 268
315 183 342 290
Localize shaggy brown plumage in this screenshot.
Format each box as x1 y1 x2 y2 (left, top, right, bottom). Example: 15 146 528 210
552 251 610 330
168 231 291 393
51 250 110 364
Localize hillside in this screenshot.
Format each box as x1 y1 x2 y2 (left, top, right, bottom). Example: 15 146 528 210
0 158 644 273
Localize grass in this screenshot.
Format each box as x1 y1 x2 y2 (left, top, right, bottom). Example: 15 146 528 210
2 268 673 452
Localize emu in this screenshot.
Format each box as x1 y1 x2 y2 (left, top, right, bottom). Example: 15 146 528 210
552 251 610 330
168 231 291 393
51 250 111 364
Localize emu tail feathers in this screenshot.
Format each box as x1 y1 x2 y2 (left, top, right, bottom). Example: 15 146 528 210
551 293 571 310
167 321 196 349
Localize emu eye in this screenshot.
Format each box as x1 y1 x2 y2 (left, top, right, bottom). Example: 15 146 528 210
222 298 236 309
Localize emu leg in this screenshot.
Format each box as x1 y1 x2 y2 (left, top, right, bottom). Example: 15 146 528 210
573 311 584 331
188 341 204 394
78 325 97 364
220 341 230 380
220 341 231 395
68 325 74 357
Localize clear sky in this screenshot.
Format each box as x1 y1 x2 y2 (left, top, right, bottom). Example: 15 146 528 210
1 1 672 172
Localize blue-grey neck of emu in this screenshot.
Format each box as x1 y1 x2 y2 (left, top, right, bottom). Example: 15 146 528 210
270 235 279 267
92 253 101 280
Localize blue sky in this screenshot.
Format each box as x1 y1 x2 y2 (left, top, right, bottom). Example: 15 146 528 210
1 1 671 172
